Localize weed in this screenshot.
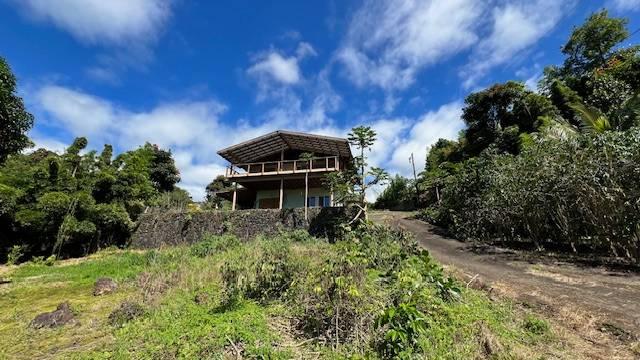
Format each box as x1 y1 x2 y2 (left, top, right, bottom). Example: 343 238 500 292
523 315 550 336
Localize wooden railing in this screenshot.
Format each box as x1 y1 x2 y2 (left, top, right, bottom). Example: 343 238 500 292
225 156 340 178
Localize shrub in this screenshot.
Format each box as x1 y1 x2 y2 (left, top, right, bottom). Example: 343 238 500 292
292 241 372 345
108 301 145 327
248 241 300 302
375 302 428 358
190 234 240 257
431 129 640 263
343 222 418 273
220 241 301 305
6 244 25 265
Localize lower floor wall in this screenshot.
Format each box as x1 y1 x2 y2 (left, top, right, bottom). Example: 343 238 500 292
255 187 331 209
130 207 356 249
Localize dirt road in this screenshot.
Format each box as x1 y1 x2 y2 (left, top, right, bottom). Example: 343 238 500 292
372 211 640 358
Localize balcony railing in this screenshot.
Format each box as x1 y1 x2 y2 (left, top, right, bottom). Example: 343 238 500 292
225 156 340 178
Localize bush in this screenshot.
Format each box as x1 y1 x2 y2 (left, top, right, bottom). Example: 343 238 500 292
292 241 372 345
6 244 25 265
430 128 640 263
342 222 418 273
375 303 428 358
220 241 301 305
190 234 240 257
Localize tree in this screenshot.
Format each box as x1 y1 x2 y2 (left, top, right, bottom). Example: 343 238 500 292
461 81 557 157
562 10 628 77
149 145 180 192
205 175 232 209
0 56 34 163
325 126 388 221
373 175 415 210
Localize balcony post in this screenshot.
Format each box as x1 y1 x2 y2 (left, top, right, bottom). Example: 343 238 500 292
232 182 237 211
304 172 308 220
279 178 284 209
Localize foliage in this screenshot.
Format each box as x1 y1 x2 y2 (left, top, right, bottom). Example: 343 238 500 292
418 10 640 264
461 81 557 157
0 227 563 359
373 175 416 210
204 174 232 210
6 244 25 265
375 302 427 358
561 10 629 77
428 129 640 262
325 126 389 221
0 137 180 262
0 56 34 163
220 239 302 305
190 233 240 257
523 315 550 336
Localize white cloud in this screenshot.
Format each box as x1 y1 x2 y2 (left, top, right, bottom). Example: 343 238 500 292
461 0 573 88
32 85 234 201
14 0 172 45
248 53 301 85
388 101 465 177
247 42 317 100
12 0 173 84
31 83 344 201
337 0 483 90
609 0 640 10
27 136 68 154
36 86 118 136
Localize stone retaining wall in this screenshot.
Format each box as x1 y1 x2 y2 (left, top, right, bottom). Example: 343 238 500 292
130 207 354 249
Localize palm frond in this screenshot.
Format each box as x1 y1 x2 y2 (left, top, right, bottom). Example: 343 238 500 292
568 101 611 133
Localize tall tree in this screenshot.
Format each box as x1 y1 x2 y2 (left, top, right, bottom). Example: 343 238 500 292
461 81 557 157
562 10 628 77
149 145 180 192
0 56 34 163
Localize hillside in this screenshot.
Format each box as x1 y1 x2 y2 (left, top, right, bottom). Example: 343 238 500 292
0 224 575 359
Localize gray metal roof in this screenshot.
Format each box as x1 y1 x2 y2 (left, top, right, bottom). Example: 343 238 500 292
217 130 352 164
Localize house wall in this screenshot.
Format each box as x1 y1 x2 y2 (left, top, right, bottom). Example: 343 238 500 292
255 187 331 208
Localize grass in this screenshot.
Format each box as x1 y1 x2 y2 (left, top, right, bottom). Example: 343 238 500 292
0 228 567 359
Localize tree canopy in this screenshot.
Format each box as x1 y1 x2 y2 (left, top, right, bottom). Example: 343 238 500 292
0 56 34 163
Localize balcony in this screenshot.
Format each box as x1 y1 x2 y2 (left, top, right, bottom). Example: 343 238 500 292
225 156 340 178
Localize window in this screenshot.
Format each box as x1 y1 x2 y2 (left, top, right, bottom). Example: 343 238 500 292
307 196 316 207
320 196 331 207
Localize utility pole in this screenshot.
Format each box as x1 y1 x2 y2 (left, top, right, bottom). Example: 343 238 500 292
409 153 420 206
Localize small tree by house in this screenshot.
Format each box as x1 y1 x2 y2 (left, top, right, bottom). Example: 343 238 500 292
325 126 388 222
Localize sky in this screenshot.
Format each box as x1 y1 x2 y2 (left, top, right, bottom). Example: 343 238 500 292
1 0 639 200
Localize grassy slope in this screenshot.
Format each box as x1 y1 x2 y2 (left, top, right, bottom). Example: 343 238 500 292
0 234 565 359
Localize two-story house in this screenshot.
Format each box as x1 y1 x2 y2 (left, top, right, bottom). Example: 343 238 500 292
217 130 352 214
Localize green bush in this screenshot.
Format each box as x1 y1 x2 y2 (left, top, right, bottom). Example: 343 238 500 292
220 241 302 305
190 233 240 257
6 244 25 265
430 128 640 263
375 302 428 358
292 241 372 345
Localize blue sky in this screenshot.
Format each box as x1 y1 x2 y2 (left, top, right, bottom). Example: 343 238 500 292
1 0 639 200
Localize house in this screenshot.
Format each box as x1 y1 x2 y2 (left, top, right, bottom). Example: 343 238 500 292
217 130 352 214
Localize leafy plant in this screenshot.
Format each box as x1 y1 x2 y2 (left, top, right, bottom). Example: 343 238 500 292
6 244 25 265
375 303 428 358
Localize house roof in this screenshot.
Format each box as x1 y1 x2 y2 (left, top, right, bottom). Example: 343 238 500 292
217 130 352 164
